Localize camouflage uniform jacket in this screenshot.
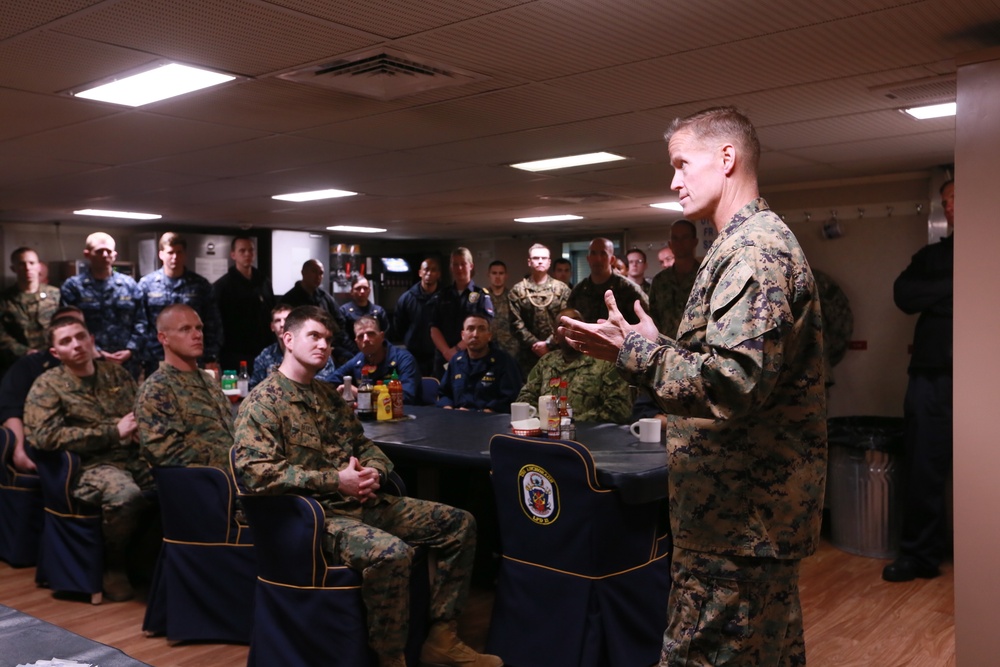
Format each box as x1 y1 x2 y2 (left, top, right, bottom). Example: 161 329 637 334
507 276 570 352
616 198 826 560
516 349 633 424
60 267 141 354
0 283 60 367
648 260 702 338
567 273 649 325
488 288 520 361
24 360 141 472
135 268 223 364
233 370 393 517
135 362 233 468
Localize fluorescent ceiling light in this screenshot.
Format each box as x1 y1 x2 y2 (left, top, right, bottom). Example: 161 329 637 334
510 152 626 172
649 202 684 212
902 102 956 120
73 63 235 107
514 214 584 223
326 225 386 234
274 188 358 202
73 209 162 220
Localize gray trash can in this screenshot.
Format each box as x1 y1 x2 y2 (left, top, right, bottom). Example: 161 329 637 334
826 416 904 559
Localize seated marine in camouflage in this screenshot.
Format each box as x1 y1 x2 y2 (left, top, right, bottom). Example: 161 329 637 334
234 306 501 667
135 304 233 469
516 308 633 424
24 315 152 602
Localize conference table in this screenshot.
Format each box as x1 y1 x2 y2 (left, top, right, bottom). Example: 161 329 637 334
362 405 668 505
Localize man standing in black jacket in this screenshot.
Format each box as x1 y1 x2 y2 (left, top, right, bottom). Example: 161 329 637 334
883 178 954 583
213 236 274 372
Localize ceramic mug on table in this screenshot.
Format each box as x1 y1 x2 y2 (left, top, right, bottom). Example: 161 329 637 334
510 402 538 423
630 417 661 443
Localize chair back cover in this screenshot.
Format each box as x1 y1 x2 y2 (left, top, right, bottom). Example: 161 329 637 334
487 433 671 667
0 427 43 566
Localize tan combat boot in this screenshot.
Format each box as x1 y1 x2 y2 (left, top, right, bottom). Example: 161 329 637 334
102 569 134 602
419 621 503 667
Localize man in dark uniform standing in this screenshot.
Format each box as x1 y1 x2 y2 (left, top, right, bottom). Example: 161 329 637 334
882 179 955 583
213 235 274 373
428 248 494 377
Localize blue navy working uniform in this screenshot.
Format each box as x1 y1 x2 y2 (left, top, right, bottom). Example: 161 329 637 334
339 301 390 355
329 342 420 404
436 344 522 413
428 281 494 376
60 268 142 364
135 268 223 373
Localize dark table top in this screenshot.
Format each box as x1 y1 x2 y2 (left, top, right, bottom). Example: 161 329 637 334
363 405 668 505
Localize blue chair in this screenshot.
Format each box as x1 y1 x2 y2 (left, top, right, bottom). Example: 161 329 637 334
487 433 672 667
31 448 105 603
0 427 44 567
420 377 440 406
230 449 429 666
143 465 256 643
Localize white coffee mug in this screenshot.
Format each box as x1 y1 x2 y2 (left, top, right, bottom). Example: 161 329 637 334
511 402 538 422
630 418 661 443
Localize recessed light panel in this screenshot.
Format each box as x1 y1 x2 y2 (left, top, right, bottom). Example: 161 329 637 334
326 225 386 234
274 189 358 202
514 214 584 223
649 202 684 211
902 102 956 120
73 209 162 220
510 152 625 172
73 64 235 107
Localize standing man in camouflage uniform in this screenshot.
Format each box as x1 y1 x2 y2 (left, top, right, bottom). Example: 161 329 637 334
135 304 233 469
134 232 223 377
516 308 632 424
60 232 141 375
212 235 274 373
560 107 826 666
233 306 502 667
567 238 648 325
394 257 442 377
486 260 519 361
508 244 571 375
1 247 60 376
24 316 152 602
649 219 702 338
428 248 494 377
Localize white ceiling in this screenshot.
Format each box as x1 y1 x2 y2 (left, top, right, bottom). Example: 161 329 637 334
0 0 992 240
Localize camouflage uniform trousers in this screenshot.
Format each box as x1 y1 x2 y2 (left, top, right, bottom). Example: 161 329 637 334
322 495 476 658
661 547 805 667
72 462 153 557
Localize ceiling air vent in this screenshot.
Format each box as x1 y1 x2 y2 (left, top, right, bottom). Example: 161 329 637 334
869 73 956 103
278 48 488 101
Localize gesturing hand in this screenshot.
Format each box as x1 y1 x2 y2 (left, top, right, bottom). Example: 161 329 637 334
558 290 659 361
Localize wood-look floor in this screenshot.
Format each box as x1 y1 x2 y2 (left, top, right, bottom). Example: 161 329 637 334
0 537 953 667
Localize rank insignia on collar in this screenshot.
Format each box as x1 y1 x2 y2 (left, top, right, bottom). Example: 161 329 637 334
518 464 559 525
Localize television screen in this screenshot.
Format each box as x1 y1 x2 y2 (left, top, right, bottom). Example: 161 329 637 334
382 257 409 273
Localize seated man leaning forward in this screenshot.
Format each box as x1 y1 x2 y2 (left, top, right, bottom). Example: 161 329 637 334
233 305 502 667
516 308 633 424
437 313 522 413
24 315 152 602
135 304 233 469
330 315 420 404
